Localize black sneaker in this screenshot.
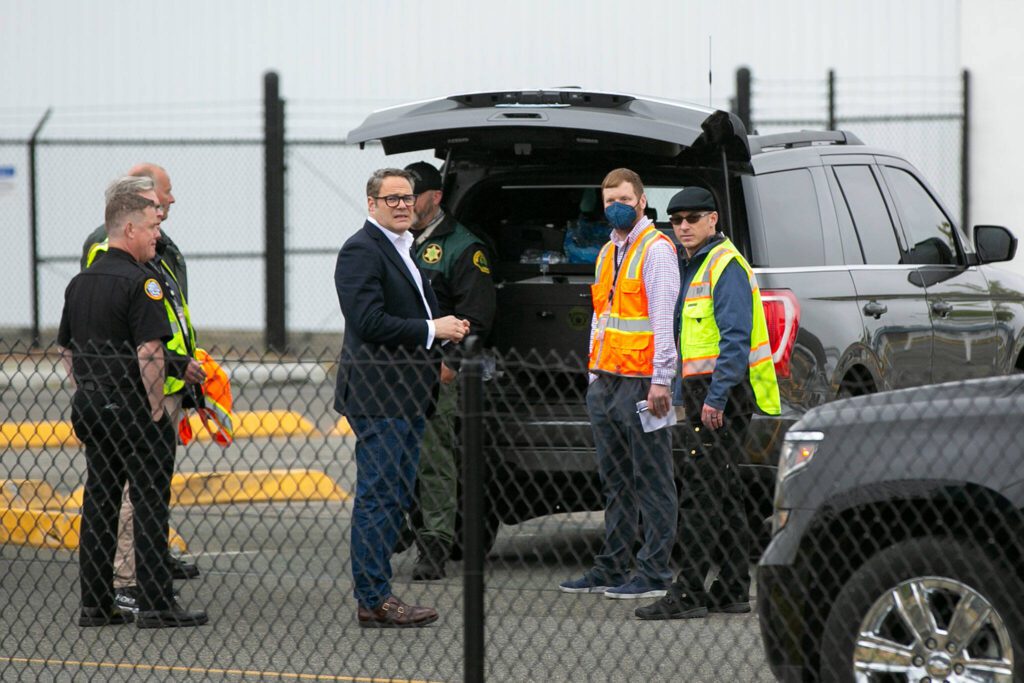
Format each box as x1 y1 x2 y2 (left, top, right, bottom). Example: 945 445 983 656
634 591 708 620
114 586 141 614
708 580 751 614
169 556 200 580
115 585 181 614
79 606 134 627
137 600 209 629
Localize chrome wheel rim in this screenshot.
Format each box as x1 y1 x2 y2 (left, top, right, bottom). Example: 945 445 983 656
852 576 1014 682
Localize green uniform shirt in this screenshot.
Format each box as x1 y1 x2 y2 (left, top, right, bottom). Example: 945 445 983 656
413 213 496 358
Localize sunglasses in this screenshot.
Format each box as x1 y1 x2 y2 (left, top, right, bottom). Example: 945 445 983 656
669 212 712 226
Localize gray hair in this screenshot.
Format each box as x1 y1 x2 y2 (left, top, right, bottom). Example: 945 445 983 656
366 168 414 198
104 175 154 204
104 176 157 234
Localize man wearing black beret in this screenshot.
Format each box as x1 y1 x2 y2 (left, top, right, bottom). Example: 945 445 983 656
635 187 780 620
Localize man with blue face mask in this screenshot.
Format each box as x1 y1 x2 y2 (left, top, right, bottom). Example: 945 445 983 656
560 168 681 599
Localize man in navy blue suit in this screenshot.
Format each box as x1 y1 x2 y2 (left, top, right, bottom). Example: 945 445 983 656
334 167 469 628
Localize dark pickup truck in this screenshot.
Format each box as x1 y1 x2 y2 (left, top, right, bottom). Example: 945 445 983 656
347 88 1024 552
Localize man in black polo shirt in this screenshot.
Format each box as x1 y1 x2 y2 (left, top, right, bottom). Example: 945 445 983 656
59 178 207 629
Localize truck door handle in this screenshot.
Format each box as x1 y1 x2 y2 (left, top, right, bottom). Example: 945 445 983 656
931 300 953 317
862 301 887 319
536 310 554 319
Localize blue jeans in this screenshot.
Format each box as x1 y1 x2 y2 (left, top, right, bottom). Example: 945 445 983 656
587 375 677 586
349 415 425 610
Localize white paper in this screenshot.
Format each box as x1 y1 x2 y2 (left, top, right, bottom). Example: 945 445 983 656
635 400 678 433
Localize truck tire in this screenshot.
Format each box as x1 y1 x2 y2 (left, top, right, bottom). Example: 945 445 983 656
821 536 1024 682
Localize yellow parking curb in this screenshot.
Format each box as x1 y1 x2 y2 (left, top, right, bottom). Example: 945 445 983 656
0 468 346 550
0 507 80 548
330 417 353 436
1 478 188 551
0 421 79 449
166 469 349 505
231 410 319 439
1 479 62 510
0 507 188 552
2 409 320 449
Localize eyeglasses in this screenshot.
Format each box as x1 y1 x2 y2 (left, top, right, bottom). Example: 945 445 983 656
669 212 711 226
372 194 417 208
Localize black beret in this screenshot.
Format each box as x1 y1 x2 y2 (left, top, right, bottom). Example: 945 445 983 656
405 162 443 192
666 187 717 214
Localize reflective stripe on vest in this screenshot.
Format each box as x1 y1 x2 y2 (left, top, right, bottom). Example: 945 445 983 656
588 225 674 377
679 238 781 415
85 239 195 395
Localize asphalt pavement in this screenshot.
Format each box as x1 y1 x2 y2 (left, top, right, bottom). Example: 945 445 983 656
1 359 775 682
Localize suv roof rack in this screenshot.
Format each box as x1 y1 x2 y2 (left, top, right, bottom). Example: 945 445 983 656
749 130 864 154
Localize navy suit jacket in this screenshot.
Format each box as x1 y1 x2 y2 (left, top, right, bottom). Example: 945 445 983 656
334 221 442 419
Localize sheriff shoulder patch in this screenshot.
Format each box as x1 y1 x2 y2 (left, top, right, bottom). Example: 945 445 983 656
144 278 164 301
472 249 490 274
422 243 443 264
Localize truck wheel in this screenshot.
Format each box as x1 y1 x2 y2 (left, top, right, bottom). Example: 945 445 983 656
821 536 1023 682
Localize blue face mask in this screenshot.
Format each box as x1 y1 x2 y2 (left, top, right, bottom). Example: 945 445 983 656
604 202 638 230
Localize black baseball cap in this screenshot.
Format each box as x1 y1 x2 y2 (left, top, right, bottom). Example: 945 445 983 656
405 162 443 192
666 187 717 214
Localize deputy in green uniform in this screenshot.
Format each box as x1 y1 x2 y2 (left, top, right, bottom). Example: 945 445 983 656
403 161 496 580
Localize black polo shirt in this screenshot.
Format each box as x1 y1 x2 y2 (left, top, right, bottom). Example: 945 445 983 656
58 247 172 394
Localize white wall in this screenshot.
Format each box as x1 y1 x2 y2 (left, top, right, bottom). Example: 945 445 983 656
963 0 1024 233
0 0 975 335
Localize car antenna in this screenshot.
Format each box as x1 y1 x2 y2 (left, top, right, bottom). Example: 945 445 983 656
708 36 713 107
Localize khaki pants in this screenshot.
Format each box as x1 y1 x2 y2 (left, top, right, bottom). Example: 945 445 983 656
112 394 182 589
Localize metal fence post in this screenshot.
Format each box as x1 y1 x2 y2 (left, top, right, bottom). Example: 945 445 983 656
961 68 971 232
461 335 485 683
734 67 752 132
827 69 836 131
27 107 52 348
264 71 287 352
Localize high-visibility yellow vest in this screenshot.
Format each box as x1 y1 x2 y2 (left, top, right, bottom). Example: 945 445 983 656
679 238 780 415
588 224 675 377
85 239 196 395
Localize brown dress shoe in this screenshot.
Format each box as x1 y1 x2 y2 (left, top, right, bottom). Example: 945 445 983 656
357 596 438 628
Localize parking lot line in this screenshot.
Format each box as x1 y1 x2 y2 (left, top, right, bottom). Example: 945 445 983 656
0 657 445 683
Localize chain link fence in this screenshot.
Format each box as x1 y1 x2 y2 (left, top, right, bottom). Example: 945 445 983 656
3 341 1023 681
742 69 967 229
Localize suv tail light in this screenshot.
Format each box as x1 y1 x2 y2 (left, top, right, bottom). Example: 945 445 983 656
761 289 800 379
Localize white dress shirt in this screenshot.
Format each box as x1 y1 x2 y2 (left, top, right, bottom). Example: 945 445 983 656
368 217 437 349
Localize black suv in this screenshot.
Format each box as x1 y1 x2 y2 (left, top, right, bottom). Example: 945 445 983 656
758 375 1024 681
347 89 1024 551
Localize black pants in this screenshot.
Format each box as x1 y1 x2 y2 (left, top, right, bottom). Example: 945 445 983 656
71 389 175 612
673 412 751 600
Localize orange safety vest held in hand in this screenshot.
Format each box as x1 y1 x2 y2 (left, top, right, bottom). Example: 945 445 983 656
178 348 235 447
588 224 675 377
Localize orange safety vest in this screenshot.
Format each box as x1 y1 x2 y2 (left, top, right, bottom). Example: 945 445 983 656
588 224 675 377
178 348 235 447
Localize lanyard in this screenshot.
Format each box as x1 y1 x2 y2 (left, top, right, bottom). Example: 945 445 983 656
607 240 631 304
